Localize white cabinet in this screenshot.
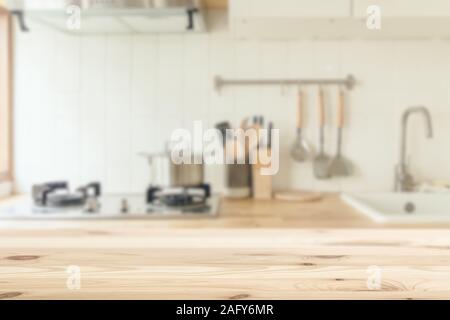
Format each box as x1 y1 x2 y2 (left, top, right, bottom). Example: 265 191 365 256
233 0 450 18
230 0 450 39
230 0 353 39
353 0 450 18
351 0 450 39
231 0 351 19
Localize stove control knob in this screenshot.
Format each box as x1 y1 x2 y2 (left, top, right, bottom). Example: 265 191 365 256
85 197 100 214
120 199 129 214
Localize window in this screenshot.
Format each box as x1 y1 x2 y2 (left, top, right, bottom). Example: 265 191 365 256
0 7 13 185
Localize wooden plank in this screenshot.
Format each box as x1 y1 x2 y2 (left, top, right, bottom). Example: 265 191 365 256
1 232 450 299
1 198 450 299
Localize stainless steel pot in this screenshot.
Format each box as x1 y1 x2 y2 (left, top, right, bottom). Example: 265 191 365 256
140 152 204 188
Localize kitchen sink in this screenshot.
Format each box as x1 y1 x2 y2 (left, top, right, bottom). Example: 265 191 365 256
341 193 450 223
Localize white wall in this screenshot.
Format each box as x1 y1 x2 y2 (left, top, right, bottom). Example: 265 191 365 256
13 11 450 194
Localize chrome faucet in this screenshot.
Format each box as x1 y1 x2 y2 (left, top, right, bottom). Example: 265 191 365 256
395 106 433 192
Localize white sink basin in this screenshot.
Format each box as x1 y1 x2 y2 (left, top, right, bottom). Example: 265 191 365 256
341 192 450 223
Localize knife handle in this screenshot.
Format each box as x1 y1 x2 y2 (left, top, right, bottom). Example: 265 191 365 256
338 90 345 129
297 90 303 129
318 88 325 127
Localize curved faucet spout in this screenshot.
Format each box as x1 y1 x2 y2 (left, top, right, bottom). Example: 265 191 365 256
396 106 434 192
401 106 433 164
402 106 433 138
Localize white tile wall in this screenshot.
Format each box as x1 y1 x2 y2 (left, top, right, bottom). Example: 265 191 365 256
13 11 450 194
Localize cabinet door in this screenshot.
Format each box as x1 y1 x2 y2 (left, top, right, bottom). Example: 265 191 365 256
231 0 351 19
354 0 450 17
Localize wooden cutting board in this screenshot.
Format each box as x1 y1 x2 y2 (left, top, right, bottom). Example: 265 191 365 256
274 191 323 203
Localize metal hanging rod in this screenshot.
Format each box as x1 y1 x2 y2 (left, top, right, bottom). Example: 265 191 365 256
214 74 356 91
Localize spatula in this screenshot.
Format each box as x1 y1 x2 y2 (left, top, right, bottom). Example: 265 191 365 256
329 89 352 177
291 89 312 162
313 88 331 179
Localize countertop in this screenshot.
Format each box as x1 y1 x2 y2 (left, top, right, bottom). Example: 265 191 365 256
1 194 450 299
0 194 448 228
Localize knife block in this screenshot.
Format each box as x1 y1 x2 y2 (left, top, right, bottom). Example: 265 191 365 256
251 148 273 200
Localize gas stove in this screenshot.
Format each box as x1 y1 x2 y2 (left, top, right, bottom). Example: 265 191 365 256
0 182 220 220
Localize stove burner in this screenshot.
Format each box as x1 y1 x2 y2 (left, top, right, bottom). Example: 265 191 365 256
160 194 196 207
32 181 101 209
146 184 211 212
46 193 86 207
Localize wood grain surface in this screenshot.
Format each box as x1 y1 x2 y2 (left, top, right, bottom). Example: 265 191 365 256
1 228 450 299
1 196 450 299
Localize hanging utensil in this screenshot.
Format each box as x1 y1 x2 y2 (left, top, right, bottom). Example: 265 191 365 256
313 87 331 179
291 89 312 162
267 121 273 149
329 89 352 177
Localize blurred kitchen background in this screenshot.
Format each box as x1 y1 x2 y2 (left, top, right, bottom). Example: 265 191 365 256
8 0 450 195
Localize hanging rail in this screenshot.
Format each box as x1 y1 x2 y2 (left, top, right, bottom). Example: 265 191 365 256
214 74 356 91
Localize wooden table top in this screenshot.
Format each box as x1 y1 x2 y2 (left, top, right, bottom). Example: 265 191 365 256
1 195 450 299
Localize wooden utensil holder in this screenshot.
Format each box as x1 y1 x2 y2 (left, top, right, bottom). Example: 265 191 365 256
251 147 273 200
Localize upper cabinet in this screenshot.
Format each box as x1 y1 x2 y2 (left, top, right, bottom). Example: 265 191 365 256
230 0 450 40
353 0 450 18
230 0 353 40
352 0 450 39
232 0 351 18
